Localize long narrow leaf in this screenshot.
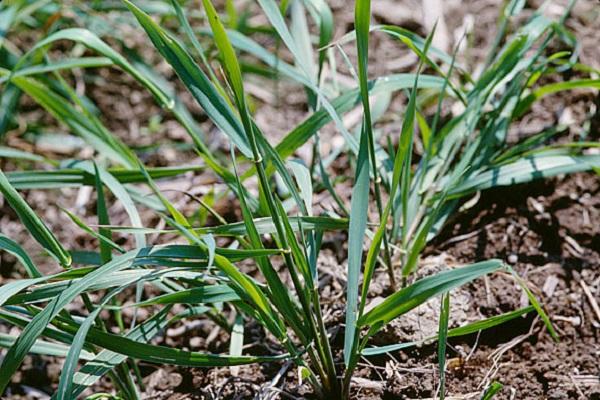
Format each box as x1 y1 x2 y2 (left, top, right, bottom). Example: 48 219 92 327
0 169 71 267
359 261 504 327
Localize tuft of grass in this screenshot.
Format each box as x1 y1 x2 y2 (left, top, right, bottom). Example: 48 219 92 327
0 0 598 398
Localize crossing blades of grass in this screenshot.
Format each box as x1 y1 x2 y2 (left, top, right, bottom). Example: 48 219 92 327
201 2 338 394
56 287 124 400
0 250 137 393
67 308 173 397
15 28 172 108
123 0 252 157
362 306 535 356
4 165 202 190
0 1 597 398
105 215 348 236
274 73 446 160
0 333 94 361
256 0 356 152
130 285 241 307
0 169 71 268
11 76 137 167
77 161 146 247
344 0 375 367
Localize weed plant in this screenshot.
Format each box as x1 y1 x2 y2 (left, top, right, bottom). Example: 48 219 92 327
0 0 599 398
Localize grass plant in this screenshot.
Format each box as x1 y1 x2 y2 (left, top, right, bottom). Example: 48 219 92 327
0 0 598 398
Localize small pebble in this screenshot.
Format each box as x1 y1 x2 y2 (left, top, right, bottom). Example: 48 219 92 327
189 337 202 348
508 254 518 264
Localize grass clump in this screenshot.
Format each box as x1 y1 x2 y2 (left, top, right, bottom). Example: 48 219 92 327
0 0 599 398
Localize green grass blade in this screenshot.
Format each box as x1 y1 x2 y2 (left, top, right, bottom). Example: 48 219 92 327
76 161 146 247
229 313 245 375
51 312 286 368
508 267 558 340
484 0 526 69
11 77 136 167
5 165 202 190
152 245 280 261
491 125 566 165
0 233 42 278
168 0 222 88
344 127 370 366
131 285 241 307
0 276 48 308
199 27 310 88
170 217 288 340
0 4 22 138
123 0 252 157
359 70 419 319
0 169 71 267
304 0 333 75
0 57 113 84
230 152 308 341
0 333 94 360
16 28 171 107
291 0 317 84
336 24 459 69
94 163 114 264
449 154 600 197
256 0 356 151
60 207 125 254
288 160 313 215
56 287 123 400
14 24 233 188
137 161 190 229
65 308 173 398
255 131 309 215
0 250 138 393
0 84 21 140
0 307 79 347
0 4 19 50
274 73 445 163
438 293 450 400
345 0 378 366
359 260 504 327
481 382 504 400
5 270 152 306
515 79 600 117
204 0 322 345
107 215 348 236
362 306 535 356
256 0 307 75
0 146 56 165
